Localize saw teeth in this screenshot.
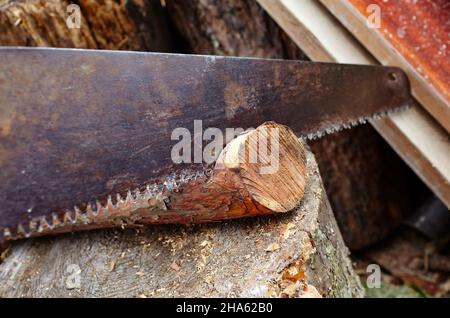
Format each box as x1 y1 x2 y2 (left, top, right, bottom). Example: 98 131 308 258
131 190 139 203
75 206 89 225
83 203 94 218
125 190 133 205
0 168 214 244
3 227 11 240
116 193 124 205
17 224 28 238
304 105 409 141
91 198 105 216
29 219 38 233
106 196 114 210
64 209 77 224
145 185 153 196
85 202 95 218
52 213 62 228
37 216 52 233
23 222 33 238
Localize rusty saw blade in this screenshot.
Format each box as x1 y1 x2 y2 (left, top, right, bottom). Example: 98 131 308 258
0 47 411 242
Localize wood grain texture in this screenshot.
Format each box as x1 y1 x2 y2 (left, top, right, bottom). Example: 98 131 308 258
0 148 363 298
0 0 173 51
320 0 450 133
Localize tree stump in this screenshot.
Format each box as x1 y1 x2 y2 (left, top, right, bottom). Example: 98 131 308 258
0 143 363 297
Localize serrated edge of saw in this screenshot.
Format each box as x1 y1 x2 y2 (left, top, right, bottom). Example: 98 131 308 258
0 169 208 244
303 104 410 140
0 104 410 244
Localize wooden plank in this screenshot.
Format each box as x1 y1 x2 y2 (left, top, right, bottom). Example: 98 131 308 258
257 0 450 207
320 0 450 133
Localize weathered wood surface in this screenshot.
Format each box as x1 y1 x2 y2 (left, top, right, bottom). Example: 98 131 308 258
0 0 173 51
0 147 363 298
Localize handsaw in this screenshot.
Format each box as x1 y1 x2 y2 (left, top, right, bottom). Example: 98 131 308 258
0 47 412 244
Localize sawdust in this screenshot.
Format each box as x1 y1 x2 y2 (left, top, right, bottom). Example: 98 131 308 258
265 242 280 252
170 261 181 272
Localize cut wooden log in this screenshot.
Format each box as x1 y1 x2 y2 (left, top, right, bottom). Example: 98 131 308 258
0 137 363 298
1 122 308 243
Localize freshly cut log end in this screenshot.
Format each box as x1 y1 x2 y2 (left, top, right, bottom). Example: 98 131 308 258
217 121 307 212
1 122 307 243
140 121 308 222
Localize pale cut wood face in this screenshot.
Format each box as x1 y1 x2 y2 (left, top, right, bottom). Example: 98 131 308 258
239 122 307 212
216 122 307 212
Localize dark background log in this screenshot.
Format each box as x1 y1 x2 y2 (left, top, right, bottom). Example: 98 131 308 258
0 0 429 250
0 0 173 51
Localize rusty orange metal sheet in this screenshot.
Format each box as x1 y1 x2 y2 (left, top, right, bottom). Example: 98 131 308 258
350 0 449 105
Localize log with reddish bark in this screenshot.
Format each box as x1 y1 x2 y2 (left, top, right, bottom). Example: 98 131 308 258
1 123 308 241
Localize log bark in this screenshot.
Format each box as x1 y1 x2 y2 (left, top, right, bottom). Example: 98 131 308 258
165 0 429 250
0 0 173 51
309 126 428 250
0 140 363 298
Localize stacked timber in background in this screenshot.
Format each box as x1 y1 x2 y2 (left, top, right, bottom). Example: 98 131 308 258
0 0 431 251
